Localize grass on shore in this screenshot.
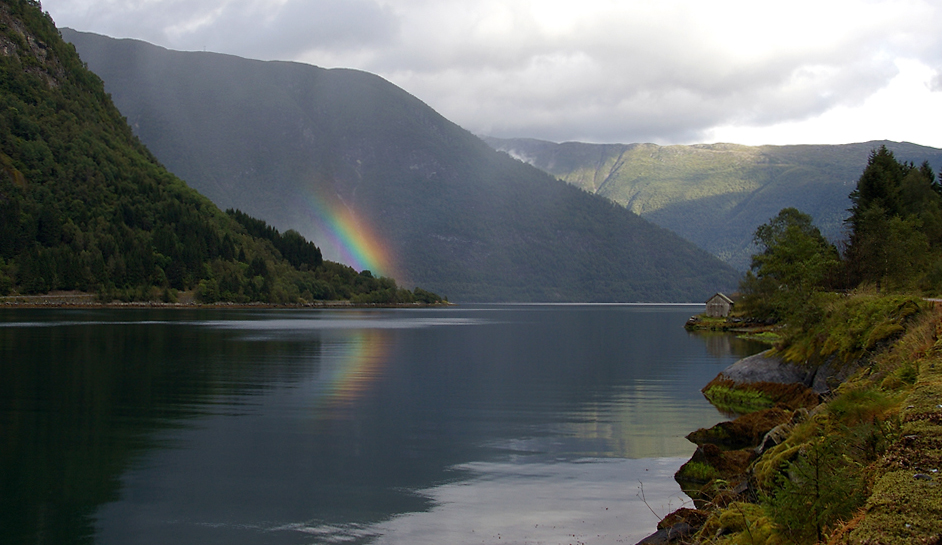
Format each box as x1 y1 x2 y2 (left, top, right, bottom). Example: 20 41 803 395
702 384 775 414
686 298 942 544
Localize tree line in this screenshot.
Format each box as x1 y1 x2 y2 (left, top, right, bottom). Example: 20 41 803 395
697 145 942 544
741 145 942 325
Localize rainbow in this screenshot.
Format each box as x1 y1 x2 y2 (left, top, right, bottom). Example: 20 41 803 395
309 330 390 415
300 190 397 279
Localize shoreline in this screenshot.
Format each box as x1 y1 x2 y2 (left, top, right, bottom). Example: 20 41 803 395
638 308 942 544
0 291 453 309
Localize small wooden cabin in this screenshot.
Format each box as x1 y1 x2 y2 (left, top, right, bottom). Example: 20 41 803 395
705 293 734 318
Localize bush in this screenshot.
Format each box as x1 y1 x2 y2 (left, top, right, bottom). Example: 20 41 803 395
196 278 219 303
827 386 899 427
766 436 867 544
0 272 12 295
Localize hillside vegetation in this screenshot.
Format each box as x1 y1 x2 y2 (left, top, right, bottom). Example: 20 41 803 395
485 137 942 270
663 148 942 544
62 29 741 302
0 0 440 305
673 292 942 545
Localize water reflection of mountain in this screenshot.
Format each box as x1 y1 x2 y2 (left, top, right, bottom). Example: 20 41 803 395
0 306 763 544
0 309 324 545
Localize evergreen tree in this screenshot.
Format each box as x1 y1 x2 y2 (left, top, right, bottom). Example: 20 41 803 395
844 146 942 290
847 146 906 227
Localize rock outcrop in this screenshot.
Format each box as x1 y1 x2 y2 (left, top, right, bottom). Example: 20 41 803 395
716 349 859 394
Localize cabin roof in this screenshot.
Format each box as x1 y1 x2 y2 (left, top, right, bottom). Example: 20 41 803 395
706 292 734 305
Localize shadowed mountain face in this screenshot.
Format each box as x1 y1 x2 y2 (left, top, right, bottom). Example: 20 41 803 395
2 1 381 304
483 138 942 270
62 29 740 302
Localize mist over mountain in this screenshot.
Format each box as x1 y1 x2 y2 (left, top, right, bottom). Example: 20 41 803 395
484 137 942 270
62 29 739 302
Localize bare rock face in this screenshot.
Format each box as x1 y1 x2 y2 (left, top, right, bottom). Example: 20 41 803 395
809 356 862 394
716 350 811 385
0 5 66 87
716 349 859 394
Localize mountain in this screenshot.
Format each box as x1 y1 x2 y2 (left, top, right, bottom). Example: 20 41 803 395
60 29 740 302
483 138 942 270
0 0 439 305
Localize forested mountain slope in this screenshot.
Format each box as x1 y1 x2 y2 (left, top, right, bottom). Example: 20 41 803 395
484 137 942 270
62 29 740 302
0 0 436 304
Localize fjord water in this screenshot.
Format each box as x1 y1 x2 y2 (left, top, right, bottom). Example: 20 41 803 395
0 305 764 545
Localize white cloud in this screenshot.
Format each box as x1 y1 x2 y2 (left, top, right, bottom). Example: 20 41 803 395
931 68 942 92
41 0 942 147
709 58 942 147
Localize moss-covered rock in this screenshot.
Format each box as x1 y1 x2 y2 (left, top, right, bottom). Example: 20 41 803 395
697 502 788 545
848 344 942 544
849 470 942 544
702 378 820 415
686 408 791 451
675 443 756 505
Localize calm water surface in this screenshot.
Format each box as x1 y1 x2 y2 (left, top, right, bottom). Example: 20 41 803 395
0 305 765 545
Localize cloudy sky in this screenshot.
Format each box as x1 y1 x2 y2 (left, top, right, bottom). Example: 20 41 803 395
41 0 942 147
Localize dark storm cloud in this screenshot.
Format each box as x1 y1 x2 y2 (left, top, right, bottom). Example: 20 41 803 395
44 0 398 60
172 0 400 60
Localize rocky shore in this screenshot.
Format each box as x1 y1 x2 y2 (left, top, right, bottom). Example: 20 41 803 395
637 318 942 545
635 351 823 545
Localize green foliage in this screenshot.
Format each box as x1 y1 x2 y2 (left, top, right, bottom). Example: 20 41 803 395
766 435 867 544
746 384 903 543
677 460 720 482
0 2 442 305
739 208 839 322
848 146 908 220
826 386 902 434
737 331 780 344
1 0 226 295
485 137 942 271
700 303 941 545
0 257 12 295
702 384 775 414
699 502 786 545
849 338 942 543
733 148 942 363
227 208 322 271
778 292 922 365
845 146 942 291
851 470 942 544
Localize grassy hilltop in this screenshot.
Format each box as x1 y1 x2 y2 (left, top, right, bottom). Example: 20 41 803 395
485 137 942 270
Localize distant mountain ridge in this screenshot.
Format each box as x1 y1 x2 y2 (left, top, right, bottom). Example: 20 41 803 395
62 29 740 302
483 137 942 270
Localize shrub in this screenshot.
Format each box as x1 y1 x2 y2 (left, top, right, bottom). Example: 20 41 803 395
766 436 867 544
827 386 899 427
